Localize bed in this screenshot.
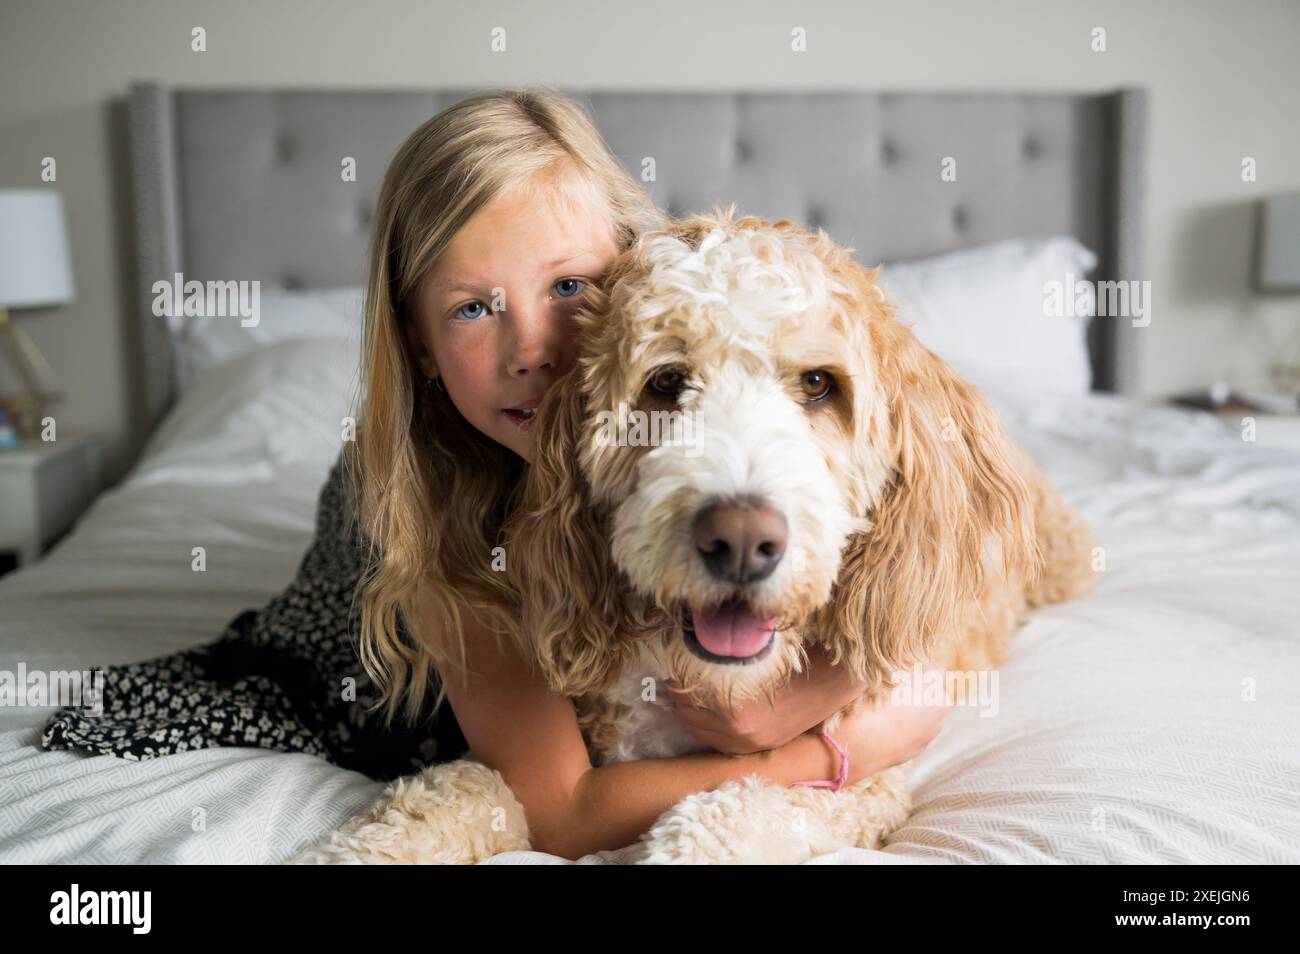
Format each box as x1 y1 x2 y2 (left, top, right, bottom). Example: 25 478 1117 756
1 85 1296 864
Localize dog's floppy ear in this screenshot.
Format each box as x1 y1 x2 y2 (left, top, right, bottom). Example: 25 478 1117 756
815 268 1040 688
505 370 637 697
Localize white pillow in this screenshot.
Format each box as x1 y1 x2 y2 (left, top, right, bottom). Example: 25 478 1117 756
171 285 365 393
143 336 360 479
878 237 1099 396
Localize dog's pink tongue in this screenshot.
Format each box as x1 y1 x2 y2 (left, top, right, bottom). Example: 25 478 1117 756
691 601 776 658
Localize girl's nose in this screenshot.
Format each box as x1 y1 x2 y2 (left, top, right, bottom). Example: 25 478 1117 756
506 307 563 376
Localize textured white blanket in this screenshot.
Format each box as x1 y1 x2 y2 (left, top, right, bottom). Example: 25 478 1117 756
1 341 1296 863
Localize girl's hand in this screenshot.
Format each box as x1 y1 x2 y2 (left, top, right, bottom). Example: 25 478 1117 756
664 643 865 754
822 663 951 783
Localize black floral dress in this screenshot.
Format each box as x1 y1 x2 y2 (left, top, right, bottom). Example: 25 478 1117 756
40 451 470 782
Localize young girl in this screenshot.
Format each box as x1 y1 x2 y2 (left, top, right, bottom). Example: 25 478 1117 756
44 87 948 861
348 87 949 859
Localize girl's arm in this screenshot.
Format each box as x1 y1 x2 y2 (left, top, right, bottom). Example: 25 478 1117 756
562 733 839 861
420 585 844 861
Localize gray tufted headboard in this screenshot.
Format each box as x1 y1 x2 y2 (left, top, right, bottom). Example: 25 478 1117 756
128 83 1147 428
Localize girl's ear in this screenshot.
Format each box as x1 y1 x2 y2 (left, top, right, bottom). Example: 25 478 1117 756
505 370 636 697
814 272 1040 689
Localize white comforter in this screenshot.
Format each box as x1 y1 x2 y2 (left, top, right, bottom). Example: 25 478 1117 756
1 337 1297 864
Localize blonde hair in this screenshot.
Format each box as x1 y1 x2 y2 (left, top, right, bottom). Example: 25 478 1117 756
348 86 665 728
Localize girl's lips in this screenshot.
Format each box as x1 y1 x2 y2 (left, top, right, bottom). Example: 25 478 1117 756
503 407 537 431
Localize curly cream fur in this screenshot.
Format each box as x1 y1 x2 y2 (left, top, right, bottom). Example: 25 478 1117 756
303 209 1096 865
290 759 529 864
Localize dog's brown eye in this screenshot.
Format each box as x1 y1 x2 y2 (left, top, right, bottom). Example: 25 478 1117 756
648 367 686 396
800 369 833 402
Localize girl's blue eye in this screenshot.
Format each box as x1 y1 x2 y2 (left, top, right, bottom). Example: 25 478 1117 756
455 280 582 318
554 278 584 298
455 300 487 321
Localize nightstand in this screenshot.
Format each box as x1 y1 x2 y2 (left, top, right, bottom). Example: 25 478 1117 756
0 434 101 571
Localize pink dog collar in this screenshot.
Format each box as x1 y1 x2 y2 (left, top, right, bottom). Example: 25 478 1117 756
791 728 848 792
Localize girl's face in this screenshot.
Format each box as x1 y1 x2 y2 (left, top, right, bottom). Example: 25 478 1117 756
409 180 619 462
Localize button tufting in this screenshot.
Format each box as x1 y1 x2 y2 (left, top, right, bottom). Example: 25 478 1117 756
734 139 753 163
880 140 898 164
952 206 968 231
282 274 303 291
1023 138 1042 159
275 137 294 163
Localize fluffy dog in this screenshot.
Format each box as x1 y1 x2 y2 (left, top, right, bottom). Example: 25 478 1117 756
296 210 1095 865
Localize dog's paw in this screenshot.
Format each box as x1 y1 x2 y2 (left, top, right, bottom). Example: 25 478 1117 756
625 776 826 864
285 759 531 864
830 766 913 851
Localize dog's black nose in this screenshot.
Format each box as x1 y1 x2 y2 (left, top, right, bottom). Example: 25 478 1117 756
692 498 788 584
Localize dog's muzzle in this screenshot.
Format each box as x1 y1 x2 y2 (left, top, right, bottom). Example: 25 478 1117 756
681 497 787 664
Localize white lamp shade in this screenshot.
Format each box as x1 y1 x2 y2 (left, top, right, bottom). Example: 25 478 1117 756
0 190 75 309
1258 194 1300 292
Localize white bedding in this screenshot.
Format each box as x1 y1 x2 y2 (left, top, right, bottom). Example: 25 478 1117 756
1 338 1298 864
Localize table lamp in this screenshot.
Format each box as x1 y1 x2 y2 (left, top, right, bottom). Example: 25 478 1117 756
0 189 74 438
1258 193 1300 394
